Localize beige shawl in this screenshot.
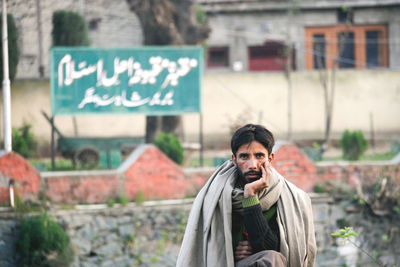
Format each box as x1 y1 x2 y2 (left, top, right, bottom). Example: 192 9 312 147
176 160 316 267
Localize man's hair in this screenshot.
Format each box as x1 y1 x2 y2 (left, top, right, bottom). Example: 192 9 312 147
231 124 275 156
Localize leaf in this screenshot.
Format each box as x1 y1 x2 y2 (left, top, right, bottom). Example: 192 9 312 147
348 232 359 237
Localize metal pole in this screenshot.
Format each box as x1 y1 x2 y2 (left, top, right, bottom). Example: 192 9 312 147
199 113 203 167
35 0 44 77
2 0 12 152
9 179 14 208
51 116 55 171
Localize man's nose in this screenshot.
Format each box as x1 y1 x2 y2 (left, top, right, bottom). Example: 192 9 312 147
248 157 257 169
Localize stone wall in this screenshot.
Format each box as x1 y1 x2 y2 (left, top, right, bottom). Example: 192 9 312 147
0 199 192 267
0 195 398 267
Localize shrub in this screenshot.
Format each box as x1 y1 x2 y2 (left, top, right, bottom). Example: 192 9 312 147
52 10 90 46
135 190 145 205
12 122 38 158
340 130 368 160
117 194 129 206
16 212 73 267
195 4 207 25
154 132 184 164
0 14 19 81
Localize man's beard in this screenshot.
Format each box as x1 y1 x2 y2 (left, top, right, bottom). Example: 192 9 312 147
236 166 262 184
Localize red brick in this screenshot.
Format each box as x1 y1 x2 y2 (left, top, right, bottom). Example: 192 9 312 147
0 152 40 203
124 146 186 200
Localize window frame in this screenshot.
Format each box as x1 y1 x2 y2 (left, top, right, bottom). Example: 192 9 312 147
305 24 388 69
206 46 230 68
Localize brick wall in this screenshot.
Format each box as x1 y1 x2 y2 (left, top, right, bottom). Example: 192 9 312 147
0 152 40 204
316 162 400 188
272 144 317 192
41 145 188 204
123 146 187 200
1 144 399 205
44 172 121 203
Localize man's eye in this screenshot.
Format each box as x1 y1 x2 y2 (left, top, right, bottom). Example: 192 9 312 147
256 154 265 159
239 154 249 159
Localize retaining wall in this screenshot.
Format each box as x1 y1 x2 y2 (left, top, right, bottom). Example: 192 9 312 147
0 194 398 267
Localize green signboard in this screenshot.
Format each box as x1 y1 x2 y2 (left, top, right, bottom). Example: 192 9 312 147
51 47 203 115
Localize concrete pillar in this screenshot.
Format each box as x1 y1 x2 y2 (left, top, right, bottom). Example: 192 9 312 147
231 26 248 72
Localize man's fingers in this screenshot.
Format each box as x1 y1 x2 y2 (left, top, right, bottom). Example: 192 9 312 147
235 240 253 261
261 162 270 186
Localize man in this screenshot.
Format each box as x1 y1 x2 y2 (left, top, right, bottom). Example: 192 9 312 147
177 124 316 267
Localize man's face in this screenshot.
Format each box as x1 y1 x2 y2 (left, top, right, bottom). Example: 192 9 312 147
232 141 274 183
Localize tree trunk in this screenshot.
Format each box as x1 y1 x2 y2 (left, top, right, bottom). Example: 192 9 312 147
162 116 183 139
145 116 161 143
126 0 210 142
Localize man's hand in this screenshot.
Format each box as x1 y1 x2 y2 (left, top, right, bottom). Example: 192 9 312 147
243 161 270 198
235 240 253 261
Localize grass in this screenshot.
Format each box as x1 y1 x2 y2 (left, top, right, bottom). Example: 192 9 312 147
29 159 76 171
186 157 215 167
186 156 231 167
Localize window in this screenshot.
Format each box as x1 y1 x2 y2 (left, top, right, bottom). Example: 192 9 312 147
207 46 229 68
338 32 355 68
248 41 296 71
313 34 326 69
305 25 388 69
366 31 380 67
89 18 101 31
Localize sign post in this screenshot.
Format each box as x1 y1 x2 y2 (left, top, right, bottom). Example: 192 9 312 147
50 47 203 165
51 47 202 116
2 0 11 152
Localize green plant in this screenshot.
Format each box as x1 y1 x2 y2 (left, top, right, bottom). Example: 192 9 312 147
156 230 169 255
124 233 136 249
313 183 325 193
195 4 207 25
340 130 368 160
0 13 19 82
154 132 184 164
12 122 38 158
117 194 129 206
16 212 73 267
52 10 90 46
332 227 383 266
135 190 145 205
107 198 115 207
14 194 30 213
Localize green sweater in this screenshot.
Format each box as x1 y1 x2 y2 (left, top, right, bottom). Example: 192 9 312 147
232 194 280 254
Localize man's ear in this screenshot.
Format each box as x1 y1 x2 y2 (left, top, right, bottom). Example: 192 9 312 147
268 153 274 163
232 154 236 166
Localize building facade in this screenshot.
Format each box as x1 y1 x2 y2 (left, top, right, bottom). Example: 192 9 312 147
7 0 400 78
3 0 400 146
8 0 143 79
200 0 400 72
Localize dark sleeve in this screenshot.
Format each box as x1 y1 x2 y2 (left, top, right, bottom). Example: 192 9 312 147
242 196 280 252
